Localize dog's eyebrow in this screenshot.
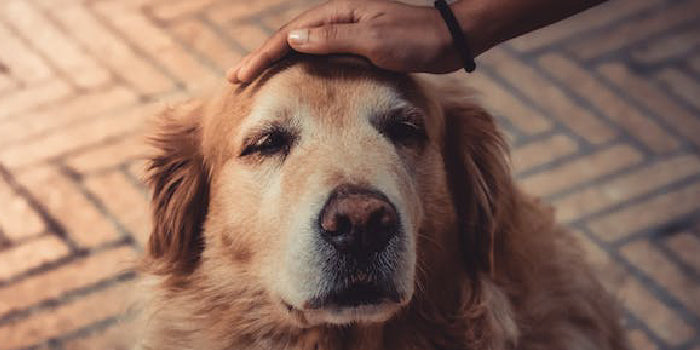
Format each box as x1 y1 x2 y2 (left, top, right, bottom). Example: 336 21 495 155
371 106 425 125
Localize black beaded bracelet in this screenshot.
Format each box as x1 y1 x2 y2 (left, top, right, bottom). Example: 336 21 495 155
434 0 476 73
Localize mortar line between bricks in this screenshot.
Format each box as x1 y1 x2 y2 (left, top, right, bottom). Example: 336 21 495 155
144 10 226 77
623 20 700 68
508 128 563 149
610 209 700 248
651 66 700 116
562 173 700 226
477 64 594 152
505 46 658 158
86 2 187 93
0 236 132 289
654 236 700 283
573 224 698 349
144 0 230 22
0 80 118 124
0 164 78 250
513 138 630 180
55 164 138 246
32 1 123 90
633 46 700 75
579 11 700 66
0 271 136 327
199 13 249 55
541 151 700 201
0 83 192 150
13 314 126 350
518 0 690 57
557 49 700 152
118 162 150 199
8 127 148 173
0 18 79 93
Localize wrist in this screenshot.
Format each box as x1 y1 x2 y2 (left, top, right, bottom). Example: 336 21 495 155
449 0 499 56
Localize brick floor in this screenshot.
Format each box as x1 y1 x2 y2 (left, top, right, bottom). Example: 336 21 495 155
0 0 698 349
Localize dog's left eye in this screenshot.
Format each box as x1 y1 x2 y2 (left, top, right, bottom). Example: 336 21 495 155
240 129 293 157
381 119 427 145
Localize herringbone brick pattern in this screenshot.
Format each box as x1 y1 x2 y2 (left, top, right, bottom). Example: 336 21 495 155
0 0 697 349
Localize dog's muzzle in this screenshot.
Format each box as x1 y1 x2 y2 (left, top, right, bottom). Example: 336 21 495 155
310 184 404 309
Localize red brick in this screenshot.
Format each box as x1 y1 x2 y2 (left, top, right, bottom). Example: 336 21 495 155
621 239 700 314
0 235 69 280
224 22 270 53
65 133 149 174
570 230 627 292
552 154 700 222
260 3 315 29
0 86 137 146
0 21 53 84
84 171 151 247
207 0 287 24
519 145 644 197
511 134 579 173
15 166 120 247
51 4 175 95
468 72 552 135
600 63 700 148
0 280 135 349
0 246 136 315
481 48 616 144
95 2 219 91
509 0 664 52
588 181 700 241
568 0 700 59
2 0 111 88
539 54 677 153
0 105 151 169
569 231 694 347
618 274 694 345
627 329 658 350
0 176 45 241
0 74 14 92
632 27 700 64
0 79 72 121
170 18 244 71
655 68 700 111
149 0 220 20
691 54 700 74
665 232 700 271
61 316 137 350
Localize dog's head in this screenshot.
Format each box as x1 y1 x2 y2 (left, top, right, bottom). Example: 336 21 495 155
145 56 511 328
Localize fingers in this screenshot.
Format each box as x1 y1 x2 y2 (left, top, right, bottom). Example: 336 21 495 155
287 24 368 55
228 1 358 83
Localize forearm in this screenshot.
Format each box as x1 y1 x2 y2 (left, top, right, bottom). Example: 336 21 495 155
451 0 609 55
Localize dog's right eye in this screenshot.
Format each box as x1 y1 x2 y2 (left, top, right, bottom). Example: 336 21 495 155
240 128 293 157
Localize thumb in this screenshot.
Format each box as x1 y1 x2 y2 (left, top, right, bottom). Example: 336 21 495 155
287 24 367 55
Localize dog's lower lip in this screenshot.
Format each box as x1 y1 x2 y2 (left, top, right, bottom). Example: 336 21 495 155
303 282 401 310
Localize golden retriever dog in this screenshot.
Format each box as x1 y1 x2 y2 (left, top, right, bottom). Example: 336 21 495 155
135 55 628 350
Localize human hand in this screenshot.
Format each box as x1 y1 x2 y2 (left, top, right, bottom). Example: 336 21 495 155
227 0 468 83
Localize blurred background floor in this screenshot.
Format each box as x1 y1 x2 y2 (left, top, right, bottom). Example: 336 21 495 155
0 0 698 349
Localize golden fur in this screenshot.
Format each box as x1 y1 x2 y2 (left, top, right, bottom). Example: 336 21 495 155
135 55 628 350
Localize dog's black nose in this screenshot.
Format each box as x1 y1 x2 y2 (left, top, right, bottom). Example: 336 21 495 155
319 185 399 255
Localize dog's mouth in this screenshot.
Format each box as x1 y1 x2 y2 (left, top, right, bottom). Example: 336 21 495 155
305 280 402 309
282 273 407 325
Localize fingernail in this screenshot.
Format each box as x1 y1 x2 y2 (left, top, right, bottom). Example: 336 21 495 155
288 29 309 43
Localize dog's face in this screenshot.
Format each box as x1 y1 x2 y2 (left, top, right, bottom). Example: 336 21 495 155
146 57 508 328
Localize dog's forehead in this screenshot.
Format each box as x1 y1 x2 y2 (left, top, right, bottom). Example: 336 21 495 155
246 63 413 127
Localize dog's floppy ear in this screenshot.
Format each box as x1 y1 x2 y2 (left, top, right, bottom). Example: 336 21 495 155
145 101 209 275
440 87 512 277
